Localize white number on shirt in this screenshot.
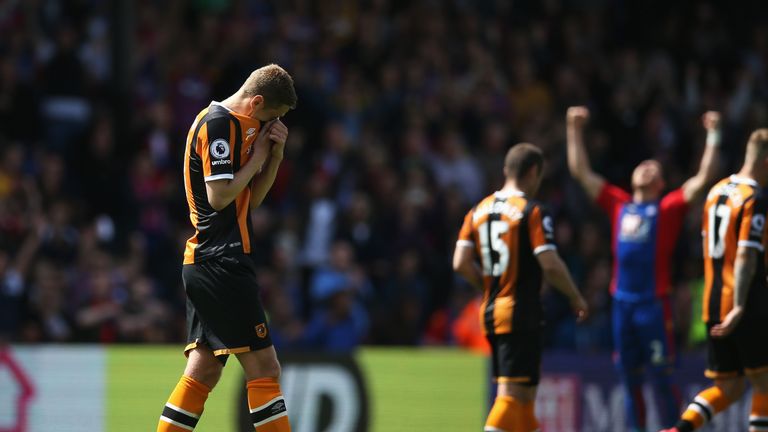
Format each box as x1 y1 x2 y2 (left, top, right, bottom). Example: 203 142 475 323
478 220 510 277
708 204 731 259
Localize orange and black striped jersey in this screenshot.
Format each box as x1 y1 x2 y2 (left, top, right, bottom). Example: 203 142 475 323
457 190 556 335
183 102 262 264
702 175 768 323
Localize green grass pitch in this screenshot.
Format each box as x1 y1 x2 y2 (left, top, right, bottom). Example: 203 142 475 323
107 346 486 431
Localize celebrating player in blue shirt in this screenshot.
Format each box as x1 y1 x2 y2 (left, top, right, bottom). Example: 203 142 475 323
566 107 721 431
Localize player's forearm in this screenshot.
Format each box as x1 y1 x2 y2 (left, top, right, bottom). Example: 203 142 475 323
698 129 719 181
733 248 757 309
566 126 591 180
683 121 721 201
543 257 581 303
250 156 282 207
455 262 483 291
694 129 720 191
207 170 258 210
566 127 604 199
700 112 721 181
207 151 268 210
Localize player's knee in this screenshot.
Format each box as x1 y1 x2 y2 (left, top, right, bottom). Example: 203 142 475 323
189 360 223 388
748 371 768 394
498 382 536 403
240 354 281 380
203 364 223 387
261 358 282 379
184 348 224 388
715 377 746 401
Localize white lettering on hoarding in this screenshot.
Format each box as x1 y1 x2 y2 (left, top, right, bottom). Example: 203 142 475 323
282 365 360 432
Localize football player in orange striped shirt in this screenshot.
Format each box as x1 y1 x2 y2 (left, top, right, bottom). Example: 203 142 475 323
157 64 296 432
662 129 768 432
453 143 588 432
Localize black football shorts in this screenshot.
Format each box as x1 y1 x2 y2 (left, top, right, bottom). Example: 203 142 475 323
182 254 272 364
487 329 542 386
705 317 768 379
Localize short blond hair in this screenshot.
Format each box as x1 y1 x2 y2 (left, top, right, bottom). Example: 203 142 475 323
746 128 768 162
242 64 297 109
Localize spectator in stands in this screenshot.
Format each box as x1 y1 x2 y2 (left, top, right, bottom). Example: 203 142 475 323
302 272 369 353
117 276 171 343
22 260 73 342
1 0 767 354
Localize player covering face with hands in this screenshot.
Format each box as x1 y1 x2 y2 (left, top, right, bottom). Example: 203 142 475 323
157 64 296 432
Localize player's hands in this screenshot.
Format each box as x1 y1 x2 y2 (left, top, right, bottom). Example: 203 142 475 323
710 306 743 338
567 106 590 130
268 119 288 160
571 294 589 323
702 111 721 131
250 120 277 167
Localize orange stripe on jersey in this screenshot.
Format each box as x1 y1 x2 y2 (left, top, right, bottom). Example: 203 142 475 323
183 145 195 264
183 109 208 265
182 103 257 264
231 123 252 254
458 191 556 335
183 236 198 265
702 176 767 323
200 122 213 178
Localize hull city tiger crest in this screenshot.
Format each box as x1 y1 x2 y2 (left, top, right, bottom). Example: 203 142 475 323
255 323 268 339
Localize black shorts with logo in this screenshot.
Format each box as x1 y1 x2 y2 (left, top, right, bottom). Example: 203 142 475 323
182 254 272 364
706 317 768 379
487 329 542 386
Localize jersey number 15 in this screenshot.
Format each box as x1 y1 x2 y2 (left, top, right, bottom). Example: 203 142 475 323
479 220 509 277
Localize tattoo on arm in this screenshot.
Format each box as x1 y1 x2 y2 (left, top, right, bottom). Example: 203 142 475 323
733 249 757 309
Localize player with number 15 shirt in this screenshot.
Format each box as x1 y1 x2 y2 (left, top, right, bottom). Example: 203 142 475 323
457 187 557 336
453 143 587 432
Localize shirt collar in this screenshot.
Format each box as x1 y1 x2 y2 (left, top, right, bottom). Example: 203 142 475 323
494 189 526 199
210 101 231 111
730 175 759 188
210 101 261 129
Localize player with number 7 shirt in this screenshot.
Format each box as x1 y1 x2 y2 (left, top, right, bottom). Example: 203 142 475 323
661 129 768 432
453 143 588 432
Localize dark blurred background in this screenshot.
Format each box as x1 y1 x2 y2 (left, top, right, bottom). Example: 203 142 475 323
1 0 767 355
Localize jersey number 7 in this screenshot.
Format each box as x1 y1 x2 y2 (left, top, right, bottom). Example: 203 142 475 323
708 204 731 259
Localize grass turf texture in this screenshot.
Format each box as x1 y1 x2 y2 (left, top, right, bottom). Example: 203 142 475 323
358 348 486 431
106 346 242 431
107 346 485 432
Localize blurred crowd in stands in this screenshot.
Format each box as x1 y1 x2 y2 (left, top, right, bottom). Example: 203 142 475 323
1 0 768 354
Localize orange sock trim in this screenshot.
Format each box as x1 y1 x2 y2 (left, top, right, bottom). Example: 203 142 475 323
247 378 290 431
681 386 731 430
751 392 768 432
157 375 211 431
485 396 520 431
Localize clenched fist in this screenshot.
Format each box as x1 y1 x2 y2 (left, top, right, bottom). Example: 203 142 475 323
567 106 590 129
702 111 721 131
